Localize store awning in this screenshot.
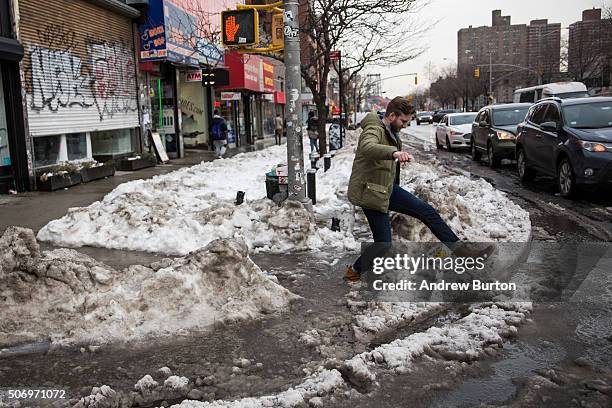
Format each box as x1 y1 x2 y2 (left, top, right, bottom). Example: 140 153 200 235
0 37 24 62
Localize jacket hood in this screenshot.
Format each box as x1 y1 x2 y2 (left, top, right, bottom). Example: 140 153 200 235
360 112 385 130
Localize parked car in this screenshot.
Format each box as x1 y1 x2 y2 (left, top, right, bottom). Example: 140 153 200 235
416 111 434 125
515 97 612 198
435 112 478 151
432 109 459 123
513 82 589 103
471 103 532 167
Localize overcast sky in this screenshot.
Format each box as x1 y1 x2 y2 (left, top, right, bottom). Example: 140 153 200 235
375 0 608 97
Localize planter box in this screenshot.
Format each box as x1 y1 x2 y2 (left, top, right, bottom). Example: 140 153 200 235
38 173 82 192
80 164 115 183
117 157 156 171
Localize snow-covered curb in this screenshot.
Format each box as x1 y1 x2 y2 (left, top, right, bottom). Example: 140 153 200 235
0 227 298 347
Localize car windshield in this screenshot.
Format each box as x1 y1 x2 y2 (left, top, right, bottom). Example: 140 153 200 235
492 107 529 126
417 112 432 117
563 101 612 129
554 91 590 99
450 114 477 125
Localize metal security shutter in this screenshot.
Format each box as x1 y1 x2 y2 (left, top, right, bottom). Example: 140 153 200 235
19 0 139 136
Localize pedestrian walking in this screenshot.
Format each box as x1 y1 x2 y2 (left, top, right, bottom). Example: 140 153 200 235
210 109 228 158
307 111 319 153
274 113 283 145
344 96 490 282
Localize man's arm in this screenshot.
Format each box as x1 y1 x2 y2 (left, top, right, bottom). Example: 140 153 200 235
358 128 397 160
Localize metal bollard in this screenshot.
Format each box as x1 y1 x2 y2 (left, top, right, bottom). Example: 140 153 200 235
323 154 331 172
310 152 320 169
235 191 245 205
307 168 317 205
331 217 340 232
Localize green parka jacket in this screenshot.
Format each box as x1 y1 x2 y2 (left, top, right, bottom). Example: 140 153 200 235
347 113 402 213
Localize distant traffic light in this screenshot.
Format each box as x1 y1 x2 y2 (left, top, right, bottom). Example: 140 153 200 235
414 76 418 85
221 9 259 46
474 68 481 78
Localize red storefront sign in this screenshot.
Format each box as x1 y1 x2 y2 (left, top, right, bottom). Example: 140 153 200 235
274 91 286 104
262 60 275 93
219 50 262 92
219 50 280 94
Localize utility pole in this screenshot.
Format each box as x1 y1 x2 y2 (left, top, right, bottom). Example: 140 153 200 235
283 0 309 204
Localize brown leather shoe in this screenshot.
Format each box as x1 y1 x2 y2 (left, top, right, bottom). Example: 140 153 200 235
343 265 361 282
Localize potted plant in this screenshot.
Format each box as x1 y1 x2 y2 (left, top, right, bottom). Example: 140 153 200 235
37 163 83 191
79 160 115 183
117 152 157 171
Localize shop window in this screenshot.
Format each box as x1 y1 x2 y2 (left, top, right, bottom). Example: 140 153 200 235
33 135 61 167
67 133 87 161
90 129 133 156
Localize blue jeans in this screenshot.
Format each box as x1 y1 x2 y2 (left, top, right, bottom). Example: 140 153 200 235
353 184 460 273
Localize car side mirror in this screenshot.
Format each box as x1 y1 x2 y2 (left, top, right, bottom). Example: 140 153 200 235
479 121 488 127
540 121 559 132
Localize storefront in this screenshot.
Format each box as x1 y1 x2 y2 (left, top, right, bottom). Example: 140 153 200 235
18 0 141 172
0 3 30 193
217 51 284 146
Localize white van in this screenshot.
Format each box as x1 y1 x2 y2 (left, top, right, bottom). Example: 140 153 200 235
513 82 589 103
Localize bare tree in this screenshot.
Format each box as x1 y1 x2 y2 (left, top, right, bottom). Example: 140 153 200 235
300 0 430 153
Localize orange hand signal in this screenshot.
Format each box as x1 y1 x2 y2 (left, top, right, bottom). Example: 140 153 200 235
225 16 240 42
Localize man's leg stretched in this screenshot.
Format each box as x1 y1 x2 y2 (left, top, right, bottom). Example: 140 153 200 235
388 184 460 244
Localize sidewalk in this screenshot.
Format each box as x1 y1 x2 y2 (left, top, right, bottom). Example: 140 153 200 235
0 139 280 234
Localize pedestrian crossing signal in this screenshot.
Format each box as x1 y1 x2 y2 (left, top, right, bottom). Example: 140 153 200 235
474 68 481 78
221 9 259 46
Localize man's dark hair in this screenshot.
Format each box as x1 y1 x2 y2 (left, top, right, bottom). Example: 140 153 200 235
385 97 415 118
213 109 219 115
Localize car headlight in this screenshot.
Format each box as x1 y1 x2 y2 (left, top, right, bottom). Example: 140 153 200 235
496 131 515 140
578 140 610 153
449 131 463 136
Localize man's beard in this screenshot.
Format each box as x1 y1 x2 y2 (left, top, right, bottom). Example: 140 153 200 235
390 122 401 133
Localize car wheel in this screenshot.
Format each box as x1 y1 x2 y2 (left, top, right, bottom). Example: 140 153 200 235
557 157 578 198
471 138 482 161
517 148 536 182
446 136 453 152
487 143 501 168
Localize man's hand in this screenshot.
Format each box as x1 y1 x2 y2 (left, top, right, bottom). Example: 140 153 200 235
393 151 412 163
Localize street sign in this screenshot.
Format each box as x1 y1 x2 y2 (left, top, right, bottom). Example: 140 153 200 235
186 70 202 82
221 9 259 46
330 50 341 61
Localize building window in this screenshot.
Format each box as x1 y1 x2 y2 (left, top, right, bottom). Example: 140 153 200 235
90 128 133 156
33 135 61 167
67 133 87 160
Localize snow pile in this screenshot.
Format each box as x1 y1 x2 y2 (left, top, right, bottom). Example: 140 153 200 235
0 227 298 347
393 162 531 242
37 143 358 256
346 296 446 342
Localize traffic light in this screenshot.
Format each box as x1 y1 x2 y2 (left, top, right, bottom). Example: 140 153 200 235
221 9 259 46
272 13 284 47
474 68 480 78
414 76 418 85
202 69 230 87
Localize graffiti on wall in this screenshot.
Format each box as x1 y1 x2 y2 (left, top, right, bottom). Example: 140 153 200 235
26 24 138 122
